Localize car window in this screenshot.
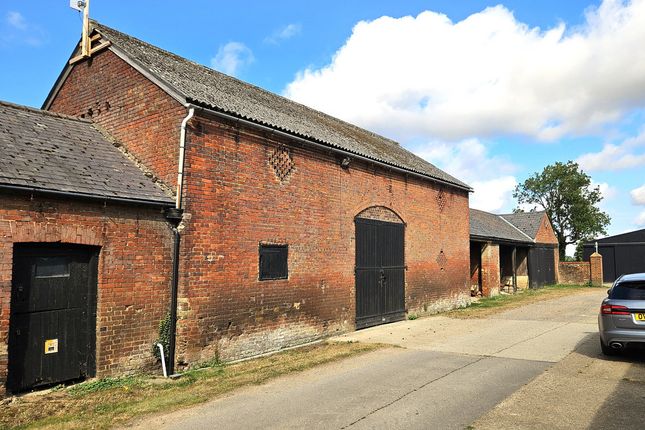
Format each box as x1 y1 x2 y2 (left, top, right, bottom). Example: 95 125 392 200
611 281 645 300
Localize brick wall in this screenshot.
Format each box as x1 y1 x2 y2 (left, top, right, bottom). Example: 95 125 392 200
559 261 591 285
48 49 185 190
481 242 500 297
175 116 471 363
0 193 172 395
535 214 559 245
357 206 404 223
49 48 472 366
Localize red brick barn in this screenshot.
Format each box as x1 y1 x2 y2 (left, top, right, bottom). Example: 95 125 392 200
470 209 559 296
44 21 472 369
0 101 174 395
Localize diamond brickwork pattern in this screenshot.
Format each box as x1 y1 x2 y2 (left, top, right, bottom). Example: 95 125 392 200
436 249 447 269
437 188 446 212
269 146 295 183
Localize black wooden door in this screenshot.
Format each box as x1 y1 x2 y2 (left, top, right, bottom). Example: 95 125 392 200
355 218 405 329
600 245 616 283
615 245 645 281
8 244 98 392
528 246 556 288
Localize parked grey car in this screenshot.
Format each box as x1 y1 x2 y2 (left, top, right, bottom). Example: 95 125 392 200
598 273 645 355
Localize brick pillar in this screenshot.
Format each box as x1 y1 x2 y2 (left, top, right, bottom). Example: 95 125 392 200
590 252 603 287
554 247 560 284
481 242 500 297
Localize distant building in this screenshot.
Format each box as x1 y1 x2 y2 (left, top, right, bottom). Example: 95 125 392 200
583 229 645 282
470 209 559 296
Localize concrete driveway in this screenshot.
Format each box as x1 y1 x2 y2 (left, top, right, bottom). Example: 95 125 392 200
128 288 641 430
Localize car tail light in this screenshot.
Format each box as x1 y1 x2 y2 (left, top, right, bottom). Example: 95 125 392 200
601 304 630 315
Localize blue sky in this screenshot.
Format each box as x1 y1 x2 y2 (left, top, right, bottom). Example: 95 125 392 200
1 1 645 244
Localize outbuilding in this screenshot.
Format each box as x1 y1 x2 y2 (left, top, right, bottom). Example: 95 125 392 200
0 101 174 394
583 229 645 282
41 20 473 369
470 209 559 296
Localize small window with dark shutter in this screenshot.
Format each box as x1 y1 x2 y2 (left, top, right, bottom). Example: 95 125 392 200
259 244 288 280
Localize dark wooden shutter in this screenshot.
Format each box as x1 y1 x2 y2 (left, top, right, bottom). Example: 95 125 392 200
259 245 288 280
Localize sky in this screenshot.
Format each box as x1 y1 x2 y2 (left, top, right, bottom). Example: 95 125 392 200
1 0 645 243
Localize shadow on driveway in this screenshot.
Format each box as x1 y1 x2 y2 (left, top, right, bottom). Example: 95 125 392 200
581 340 645 430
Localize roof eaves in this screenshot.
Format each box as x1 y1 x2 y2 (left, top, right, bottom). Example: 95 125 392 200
107 43 188 106
72 21 472 193
470 234 533 245
42 32 188 110
189 100 474 193
0 183 174 208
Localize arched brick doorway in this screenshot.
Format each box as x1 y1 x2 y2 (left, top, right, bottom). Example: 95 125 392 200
355 206 405 329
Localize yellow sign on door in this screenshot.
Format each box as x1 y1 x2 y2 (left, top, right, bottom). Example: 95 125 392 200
44 339 58 354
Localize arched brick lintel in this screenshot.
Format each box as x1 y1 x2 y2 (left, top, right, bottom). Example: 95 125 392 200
355 206 404 224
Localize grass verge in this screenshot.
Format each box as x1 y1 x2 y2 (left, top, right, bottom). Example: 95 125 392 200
445 284 600 319
0 341 383 430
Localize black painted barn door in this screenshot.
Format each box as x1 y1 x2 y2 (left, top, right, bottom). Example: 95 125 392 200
355 218 405 329
8 244 98 392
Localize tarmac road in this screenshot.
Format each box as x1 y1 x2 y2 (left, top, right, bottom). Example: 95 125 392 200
129 288 631 430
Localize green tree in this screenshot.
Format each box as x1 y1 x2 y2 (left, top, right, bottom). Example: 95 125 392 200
514 161 610 260
574 239 592 261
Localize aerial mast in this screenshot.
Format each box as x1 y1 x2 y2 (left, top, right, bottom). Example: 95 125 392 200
68 0 110 65
70 0 90 57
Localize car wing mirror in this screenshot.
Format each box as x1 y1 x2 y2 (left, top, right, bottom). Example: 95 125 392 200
607 288 611 296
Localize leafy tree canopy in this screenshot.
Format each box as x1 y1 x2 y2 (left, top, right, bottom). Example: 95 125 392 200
513 161 610 259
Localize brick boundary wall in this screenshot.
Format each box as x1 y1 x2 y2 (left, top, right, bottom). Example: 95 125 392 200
559 261 591 285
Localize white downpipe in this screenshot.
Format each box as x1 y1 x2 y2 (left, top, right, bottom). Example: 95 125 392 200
176 107 195 209
156 343 168 378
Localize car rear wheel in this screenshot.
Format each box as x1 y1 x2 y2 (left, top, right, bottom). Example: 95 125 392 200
600 339 617 356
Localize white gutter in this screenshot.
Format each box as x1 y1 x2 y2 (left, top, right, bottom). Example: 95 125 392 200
176 106 195 209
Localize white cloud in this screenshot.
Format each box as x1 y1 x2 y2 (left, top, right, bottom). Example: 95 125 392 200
413 138 517 212
6 11 26 30
284 0 645 142
636 210 645 226
631 184 645 205
469 176 518 213
2 11 46 46
211 42 254 76
595 181 618 200
264 24 302 44
577 129 645 171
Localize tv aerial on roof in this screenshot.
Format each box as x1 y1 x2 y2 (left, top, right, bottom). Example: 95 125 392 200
69 0 86 12
68 0 91 59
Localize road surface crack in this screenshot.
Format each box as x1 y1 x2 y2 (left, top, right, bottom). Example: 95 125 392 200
341 356 486 429
342 323 571 428
490 322 570 356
